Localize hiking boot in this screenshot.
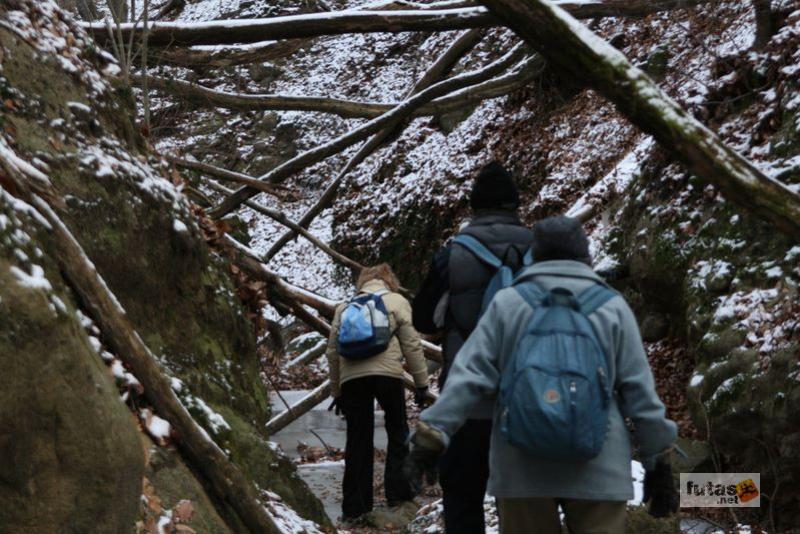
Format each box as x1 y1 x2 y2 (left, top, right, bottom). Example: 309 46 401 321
340 514 369 528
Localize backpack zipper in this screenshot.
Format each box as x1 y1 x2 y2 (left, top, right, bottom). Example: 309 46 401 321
597 366 610 407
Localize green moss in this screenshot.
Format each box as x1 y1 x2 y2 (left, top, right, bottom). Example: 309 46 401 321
0 201 144 533
625 507 680 533
0 22 326 527
144 438 232 533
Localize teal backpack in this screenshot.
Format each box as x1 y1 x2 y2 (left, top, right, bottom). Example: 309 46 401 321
499 278 618 460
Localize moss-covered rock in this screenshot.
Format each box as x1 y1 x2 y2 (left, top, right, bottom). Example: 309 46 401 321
0 194 145 532
0 2 329 529
625 507 680 533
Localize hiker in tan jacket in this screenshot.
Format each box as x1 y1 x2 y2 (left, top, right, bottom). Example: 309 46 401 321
326 263 429 524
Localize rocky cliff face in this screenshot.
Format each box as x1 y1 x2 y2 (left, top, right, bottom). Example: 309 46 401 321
330 3 800 527
0 0 328 530
36 0 798 529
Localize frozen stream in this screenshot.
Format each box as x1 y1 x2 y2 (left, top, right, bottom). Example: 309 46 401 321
269 390 389 523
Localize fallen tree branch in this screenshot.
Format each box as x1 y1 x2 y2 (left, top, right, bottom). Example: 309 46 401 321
566 137 655 223
201 178 366 273
209 42 527 219
155 0 185 20
170 156 291 199
481 0 800 237
266 381 332 435
83 1 711 47
152 39 305 68
287 341 327 367
0 142 282 534
134 54 542 119
263 28 486 261
146 0 464 68
146 0 461 67
139 74 391 119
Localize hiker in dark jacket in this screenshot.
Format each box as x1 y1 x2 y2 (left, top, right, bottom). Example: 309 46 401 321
407 216 679 534
412 162 533 534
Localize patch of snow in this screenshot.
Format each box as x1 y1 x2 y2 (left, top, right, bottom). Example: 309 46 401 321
10 264 52 291
148 414 172 440
183 394 231 434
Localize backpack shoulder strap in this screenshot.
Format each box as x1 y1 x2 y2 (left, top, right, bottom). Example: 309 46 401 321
522 247 534 267
512 281 547 309
452 234 502 269
576 283 618 316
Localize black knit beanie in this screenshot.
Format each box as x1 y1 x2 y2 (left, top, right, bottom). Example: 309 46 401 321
469 162 520 211
531 216 592 265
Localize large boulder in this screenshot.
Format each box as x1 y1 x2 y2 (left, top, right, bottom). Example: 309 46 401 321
0 193 145 532
0 0 328 529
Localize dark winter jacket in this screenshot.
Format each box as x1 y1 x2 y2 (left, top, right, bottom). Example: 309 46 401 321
413 211 533 418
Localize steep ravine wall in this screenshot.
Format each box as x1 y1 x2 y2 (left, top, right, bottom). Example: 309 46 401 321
0 1 328 530
331 2 800 529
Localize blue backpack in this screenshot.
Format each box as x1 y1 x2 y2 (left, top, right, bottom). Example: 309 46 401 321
499 279 618 461
337 290 392 359
452 234 533 317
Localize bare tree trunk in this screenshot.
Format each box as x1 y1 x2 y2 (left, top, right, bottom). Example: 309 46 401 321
141 0 151 134
107 0 128 23
480 0 800 238
83 0 712 47
752 0 774 50
74 0 100 20
203 178 366 273
209 43 526 219
0 144 281 534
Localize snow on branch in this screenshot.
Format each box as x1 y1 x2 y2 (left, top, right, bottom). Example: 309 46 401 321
208 43 528 219
83 0 711 48
135 55 542 119
480 0 800 237
262 29 485 261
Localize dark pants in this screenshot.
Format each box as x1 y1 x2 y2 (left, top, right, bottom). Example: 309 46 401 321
340 376 412 518
439 418 493 533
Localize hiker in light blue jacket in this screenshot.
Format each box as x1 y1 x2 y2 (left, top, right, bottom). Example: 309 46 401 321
404 216 678 534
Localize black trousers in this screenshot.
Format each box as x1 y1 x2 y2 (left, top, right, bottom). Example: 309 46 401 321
340 375 412 518
439 418 493 533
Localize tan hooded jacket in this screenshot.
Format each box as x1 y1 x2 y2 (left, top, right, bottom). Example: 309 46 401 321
326 279 428 397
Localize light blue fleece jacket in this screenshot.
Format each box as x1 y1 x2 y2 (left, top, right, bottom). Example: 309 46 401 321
420 260 677 501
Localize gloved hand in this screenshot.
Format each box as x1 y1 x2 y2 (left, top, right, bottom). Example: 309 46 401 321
403 421 446 495
643 451 679 518
414 387 430 408
327 397 344 417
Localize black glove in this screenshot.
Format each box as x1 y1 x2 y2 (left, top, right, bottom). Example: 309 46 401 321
327 397 344 417
414 387 429 408
403 422 446 495
643 452 679 518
